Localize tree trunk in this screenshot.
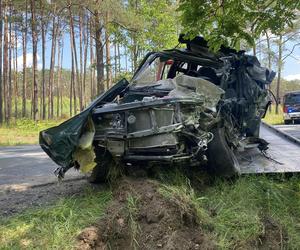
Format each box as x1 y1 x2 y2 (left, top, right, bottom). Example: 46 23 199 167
40 0 46 119
14 21 18 119
30 0 38 121
117 42 121 74
59 38 64 117
265 32 272 70
0 0 3 124
94 11 104 94
89 17 94 100
7 4 12 124
22 0 28 117
132 35 138 72
83 15 88 108
125 45 127 72
48 16 57 119
252 42 256 57
3 3 8 122
69 5 80 114
265 31 272 113
114 40 117 79
56 35 62 118
79 13 83 110
275 35 282 115
70 59 73 117
105 12 112 89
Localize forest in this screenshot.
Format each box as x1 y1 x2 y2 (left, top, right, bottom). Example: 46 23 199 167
0 0 299 124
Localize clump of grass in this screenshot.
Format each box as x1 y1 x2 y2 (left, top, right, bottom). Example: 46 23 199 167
0 187 111 249
107 160 124 185
158 169 211 227
126 194 140 250
158 168 300 249
202 175 300 249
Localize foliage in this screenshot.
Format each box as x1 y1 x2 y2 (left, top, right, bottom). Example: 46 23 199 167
270 78 300 100
178 0 300 50
133 0 179 51
0 187 111 249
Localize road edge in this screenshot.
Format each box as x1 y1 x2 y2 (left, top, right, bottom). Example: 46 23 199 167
261 121 300 146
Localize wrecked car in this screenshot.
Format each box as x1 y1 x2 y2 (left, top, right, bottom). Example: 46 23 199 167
40 36 275 182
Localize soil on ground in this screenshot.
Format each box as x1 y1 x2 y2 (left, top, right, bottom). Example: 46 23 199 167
0 172 288 250
76 177 215 250
0 178 102 217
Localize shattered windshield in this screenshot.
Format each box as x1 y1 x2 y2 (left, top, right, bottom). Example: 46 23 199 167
131 53 221 88
132 56 173 86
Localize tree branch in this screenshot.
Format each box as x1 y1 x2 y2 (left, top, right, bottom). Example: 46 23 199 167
282 42 300 61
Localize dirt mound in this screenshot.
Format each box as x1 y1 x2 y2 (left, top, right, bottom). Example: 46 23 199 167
258 217 287 250
76 177 215 250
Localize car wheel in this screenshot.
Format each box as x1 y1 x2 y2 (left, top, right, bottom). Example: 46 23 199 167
88 163 109 183
206 127 240 177
284 120 292 125
87 152 112 183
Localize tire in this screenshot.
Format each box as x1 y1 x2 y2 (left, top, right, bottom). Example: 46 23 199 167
88 163 109 183
206 127 240 177
87 152 112 183
284 120 292 125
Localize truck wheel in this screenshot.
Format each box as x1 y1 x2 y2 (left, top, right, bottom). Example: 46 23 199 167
284 120 292 125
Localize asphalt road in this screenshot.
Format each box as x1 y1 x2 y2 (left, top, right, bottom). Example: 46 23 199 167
274 124 300 140
0 145 82 190
0 124 299 190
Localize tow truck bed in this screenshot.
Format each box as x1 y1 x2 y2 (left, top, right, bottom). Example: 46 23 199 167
239 123 300 174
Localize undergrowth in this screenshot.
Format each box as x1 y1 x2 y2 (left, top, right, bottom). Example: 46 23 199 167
0 118 64 146
159 169 300 249
1 168 299 249
126 194 140 250
0 187 111 249
262 105 284 125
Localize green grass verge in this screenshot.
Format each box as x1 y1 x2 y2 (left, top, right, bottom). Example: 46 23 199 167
0 187 111 249
262 105 284 125
159 170 300 249
0 119 64 146
0 103 284 146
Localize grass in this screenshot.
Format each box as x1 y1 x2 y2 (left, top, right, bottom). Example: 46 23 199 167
126 194 140 250
0 187 111 249
1 170 299 249
0 118 64 146
0 103 284 146
262 105 284 125
203 175 300 249
159 169 300 249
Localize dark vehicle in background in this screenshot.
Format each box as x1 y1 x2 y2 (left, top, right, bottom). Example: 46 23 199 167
283 91 300 124
40 36 275 182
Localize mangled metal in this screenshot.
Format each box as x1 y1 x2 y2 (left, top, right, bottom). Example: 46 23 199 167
40 36 276 181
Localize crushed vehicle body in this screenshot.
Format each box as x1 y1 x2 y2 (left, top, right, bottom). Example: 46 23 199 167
40 36 276 181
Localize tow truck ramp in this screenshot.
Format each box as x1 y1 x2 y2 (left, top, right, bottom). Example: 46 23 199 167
238 123 300 174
